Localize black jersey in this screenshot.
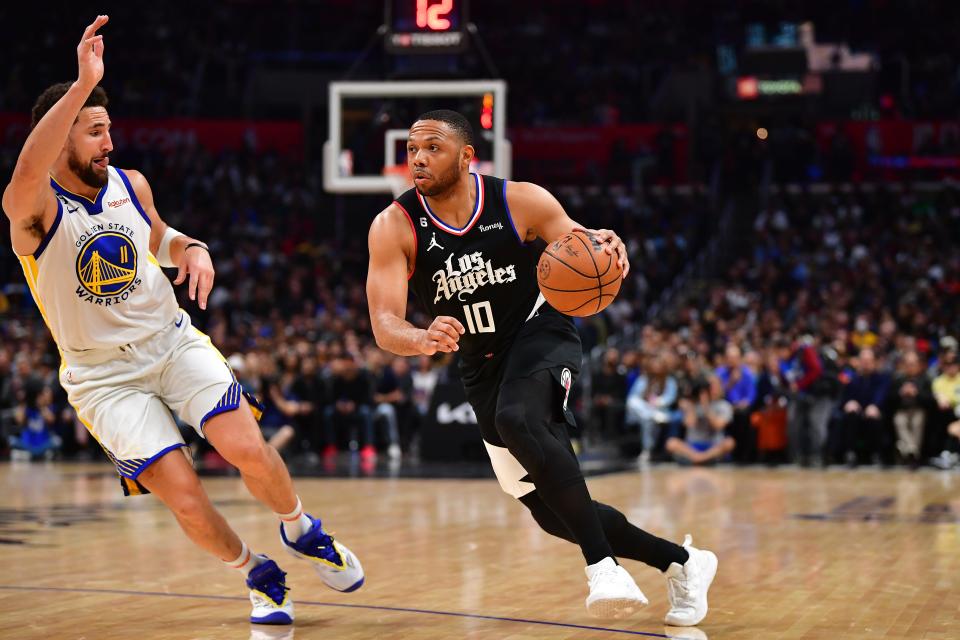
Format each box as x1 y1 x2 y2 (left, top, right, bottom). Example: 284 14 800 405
395 173 544 359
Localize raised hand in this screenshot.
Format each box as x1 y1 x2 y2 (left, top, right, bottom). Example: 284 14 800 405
77 15 109 89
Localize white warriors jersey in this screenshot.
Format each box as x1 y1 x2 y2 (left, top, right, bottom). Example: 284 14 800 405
17 166 178 352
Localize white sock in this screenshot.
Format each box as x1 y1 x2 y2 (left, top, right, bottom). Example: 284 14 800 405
278 496 313 541
224 542 265 578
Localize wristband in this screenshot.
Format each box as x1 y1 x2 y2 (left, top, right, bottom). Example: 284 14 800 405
157 226 185 268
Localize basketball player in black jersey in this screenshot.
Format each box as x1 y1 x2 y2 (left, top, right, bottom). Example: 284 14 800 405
367 110 717 625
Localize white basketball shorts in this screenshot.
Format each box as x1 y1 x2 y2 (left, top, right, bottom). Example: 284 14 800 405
59 311 253 481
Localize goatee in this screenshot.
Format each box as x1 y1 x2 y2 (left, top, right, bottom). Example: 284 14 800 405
68 152 108 189
415 166 461 198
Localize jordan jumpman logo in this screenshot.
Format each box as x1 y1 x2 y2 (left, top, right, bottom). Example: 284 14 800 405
427 232 444 252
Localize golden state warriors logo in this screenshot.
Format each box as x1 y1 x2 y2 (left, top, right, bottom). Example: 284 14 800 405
75 232 138 297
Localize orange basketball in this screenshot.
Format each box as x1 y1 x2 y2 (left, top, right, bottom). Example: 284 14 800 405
537 230 623 316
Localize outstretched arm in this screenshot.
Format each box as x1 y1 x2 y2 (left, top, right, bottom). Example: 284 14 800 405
367 205 464 356
125 169 215 310
505 181 629 276
2 15 109 255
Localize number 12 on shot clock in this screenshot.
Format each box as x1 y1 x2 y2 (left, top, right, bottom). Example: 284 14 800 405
385 0 469 54
417 0 453 29
463 300 495 334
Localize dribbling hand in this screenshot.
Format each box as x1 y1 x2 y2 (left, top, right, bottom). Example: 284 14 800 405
572 225 630 277
77 15 109 89
419 316 465 355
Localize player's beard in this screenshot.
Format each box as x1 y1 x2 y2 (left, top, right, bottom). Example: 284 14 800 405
67 147 108 189
415 162 461 198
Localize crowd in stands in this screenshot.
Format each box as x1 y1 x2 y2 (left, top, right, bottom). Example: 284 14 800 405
3 136 958 472
583 185 960 469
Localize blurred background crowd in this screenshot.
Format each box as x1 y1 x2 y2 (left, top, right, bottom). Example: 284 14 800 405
1 0 959 471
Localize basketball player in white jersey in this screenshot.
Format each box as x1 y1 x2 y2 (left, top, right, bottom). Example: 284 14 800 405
2 16 363 626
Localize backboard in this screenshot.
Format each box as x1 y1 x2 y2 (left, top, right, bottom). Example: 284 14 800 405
323 80 510 195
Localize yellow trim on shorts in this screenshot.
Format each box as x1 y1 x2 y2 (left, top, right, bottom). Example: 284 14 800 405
120 477 148 496
191 324 230 365
190 323 263 421
68 400 105 449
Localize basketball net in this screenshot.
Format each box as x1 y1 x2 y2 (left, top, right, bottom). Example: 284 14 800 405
383 164 414 199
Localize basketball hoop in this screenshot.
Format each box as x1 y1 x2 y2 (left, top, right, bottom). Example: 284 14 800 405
324 80 510 194
383 164 414 198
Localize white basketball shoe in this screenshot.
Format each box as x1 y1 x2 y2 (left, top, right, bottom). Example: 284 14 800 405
584 557 649 619
280 515 365 592
664 535 718 626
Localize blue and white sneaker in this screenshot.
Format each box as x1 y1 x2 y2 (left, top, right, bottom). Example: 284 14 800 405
280 515 364 592
246 558 294 625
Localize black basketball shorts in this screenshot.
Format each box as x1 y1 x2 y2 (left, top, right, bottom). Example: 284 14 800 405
459 306 582 497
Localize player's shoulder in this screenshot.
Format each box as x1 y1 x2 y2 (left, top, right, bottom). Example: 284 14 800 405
114 167 145 187
503 179 560 209
369 202 417 244
112 167 157 206
116 167 143 178
372 201 412 228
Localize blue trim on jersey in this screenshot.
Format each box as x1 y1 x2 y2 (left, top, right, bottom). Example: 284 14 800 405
115 167 151 227
501 179 528 246
420 173 482 233
33 198 63 259
49 175 107 215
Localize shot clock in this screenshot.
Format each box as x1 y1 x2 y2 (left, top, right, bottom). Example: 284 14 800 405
385 0 470 54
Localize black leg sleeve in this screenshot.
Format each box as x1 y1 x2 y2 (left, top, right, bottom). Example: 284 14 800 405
496 371 613 564
519 492 688 571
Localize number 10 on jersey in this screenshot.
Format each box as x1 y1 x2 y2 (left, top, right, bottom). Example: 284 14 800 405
462 300 495 334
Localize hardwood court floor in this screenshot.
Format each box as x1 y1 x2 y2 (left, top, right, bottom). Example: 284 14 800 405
1 461 958 639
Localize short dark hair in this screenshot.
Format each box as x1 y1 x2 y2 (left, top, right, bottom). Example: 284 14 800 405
31 82 109 130
415 109 474 147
